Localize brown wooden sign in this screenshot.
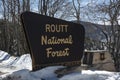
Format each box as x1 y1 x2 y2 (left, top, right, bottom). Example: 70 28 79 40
21 11 85 71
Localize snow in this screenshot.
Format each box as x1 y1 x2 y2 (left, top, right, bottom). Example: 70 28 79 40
1 66 64 80
60 70 120 80
13 54 32 69
0 50 120 80
0 50 32 73
0 51 10 61
31 66 64 80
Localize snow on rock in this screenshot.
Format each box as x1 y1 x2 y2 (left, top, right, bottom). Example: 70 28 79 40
1 66 64 80
0 50 120 80
60 70 120 80
1 67 120 80
31 66 64 80
1 69 32 80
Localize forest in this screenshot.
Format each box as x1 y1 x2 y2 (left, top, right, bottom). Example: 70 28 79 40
0 0 120 71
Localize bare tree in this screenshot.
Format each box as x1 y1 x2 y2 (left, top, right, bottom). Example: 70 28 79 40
59 2 73 20
38 0 48 15
0 0 31 56
38 0 71 18
22 0 30 12
72 0 81 23
79 0 120 71
106 0 120 71
87 0 120 71
1 0 6 20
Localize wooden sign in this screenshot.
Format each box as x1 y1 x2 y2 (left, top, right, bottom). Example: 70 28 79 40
21 11 85 71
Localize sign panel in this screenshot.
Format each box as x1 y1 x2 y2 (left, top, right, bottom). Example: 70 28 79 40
21 12 85 71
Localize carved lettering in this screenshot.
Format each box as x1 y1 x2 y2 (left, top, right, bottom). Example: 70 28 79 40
46 48 70 58
45 24 68 32
41 35 73 45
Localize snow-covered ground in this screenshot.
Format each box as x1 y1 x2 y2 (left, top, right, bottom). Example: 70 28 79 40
0 50 32 73
0 50 120 80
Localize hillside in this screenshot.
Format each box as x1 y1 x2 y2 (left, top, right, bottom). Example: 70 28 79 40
73 21 110 42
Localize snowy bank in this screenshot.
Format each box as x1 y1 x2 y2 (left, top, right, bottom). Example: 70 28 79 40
0 50 120 80
1 66 64 80
60 70 120 80
1 68 120 80
0 50 32 73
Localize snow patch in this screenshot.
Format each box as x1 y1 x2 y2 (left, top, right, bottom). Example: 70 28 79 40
60 70 120 80
0 50 120 80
